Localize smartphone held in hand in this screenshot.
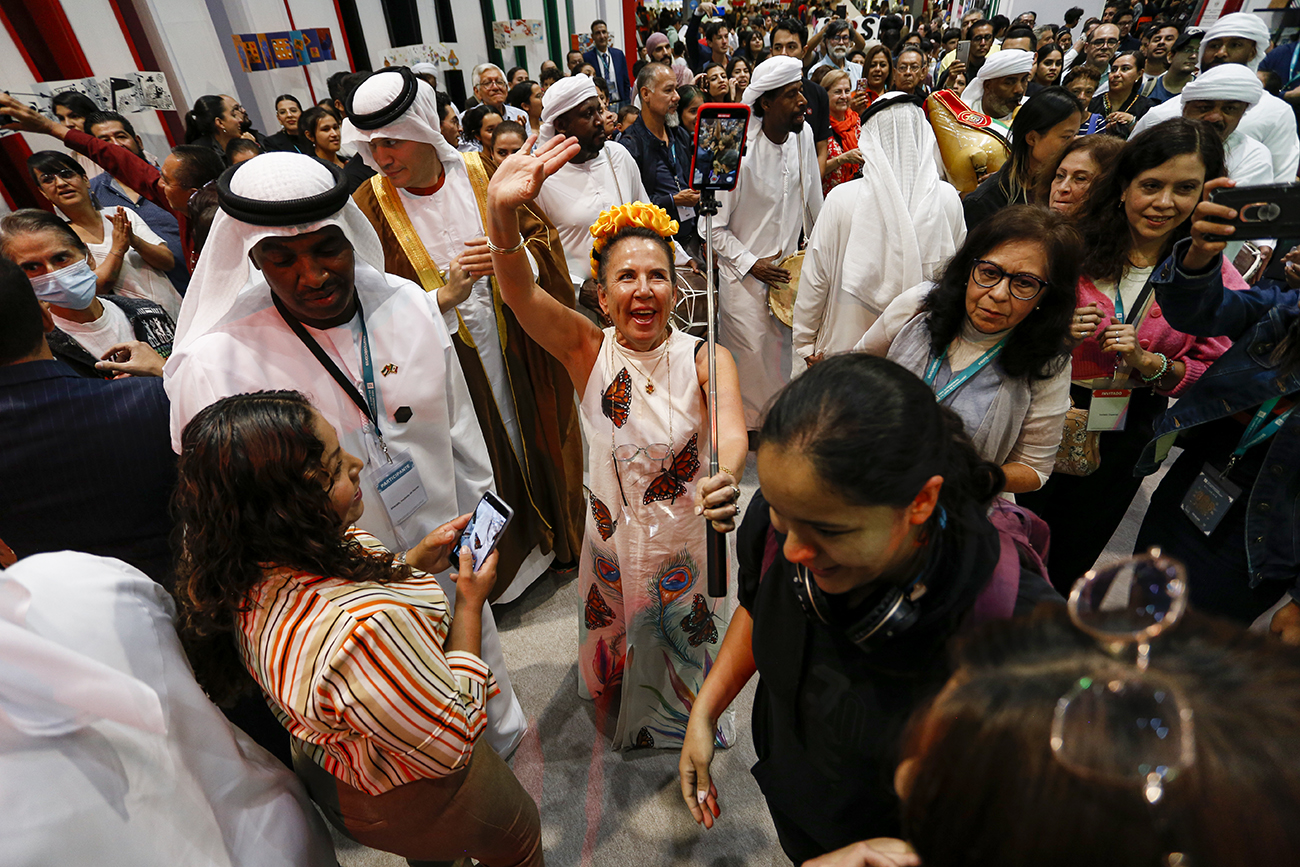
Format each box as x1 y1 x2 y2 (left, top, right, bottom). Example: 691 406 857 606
451 492 514 571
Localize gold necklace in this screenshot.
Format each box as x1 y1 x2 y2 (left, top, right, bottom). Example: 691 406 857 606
613 332 670 394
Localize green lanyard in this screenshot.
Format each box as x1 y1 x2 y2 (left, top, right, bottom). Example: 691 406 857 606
1227 397 1296 473
923 338 1008 402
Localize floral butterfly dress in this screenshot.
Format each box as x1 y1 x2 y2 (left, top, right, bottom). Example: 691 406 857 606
577 327 734 751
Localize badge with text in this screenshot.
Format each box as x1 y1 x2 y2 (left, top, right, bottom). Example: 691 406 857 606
1086 388 1132 432
362 448 428 529
1180 464 1241 535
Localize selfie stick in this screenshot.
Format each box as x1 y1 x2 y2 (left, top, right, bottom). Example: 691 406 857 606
698 186 728 598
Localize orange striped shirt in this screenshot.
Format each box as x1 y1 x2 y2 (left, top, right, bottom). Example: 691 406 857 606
236 529 499 795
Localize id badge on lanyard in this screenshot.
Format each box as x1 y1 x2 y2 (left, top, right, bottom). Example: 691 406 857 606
1087 282 1147 429
1181 398 1295 535
274 294 429 543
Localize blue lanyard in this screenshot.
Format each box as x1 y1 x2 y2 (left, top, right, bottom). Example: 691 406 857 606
923 338 1008 402
273 293 391 461
1229 398 1296 470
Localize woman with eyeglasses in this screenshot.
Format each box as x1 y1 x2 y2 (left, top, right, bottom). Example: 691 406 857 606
678 353 1060 863
26 150 181 320
856 206 1080 495
1017 119 1239 590
264 94 311 154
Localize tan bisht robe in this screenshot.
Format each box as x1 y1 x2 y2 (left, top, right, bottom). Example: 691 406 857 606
353 152 584 600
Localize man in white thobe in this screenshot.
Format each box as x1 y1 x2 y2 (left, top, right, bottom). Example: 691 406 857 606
162 152 528 758
710 56 823 430
532 75 678 291
794 96 964 370
1132 12 1300 184
961 49 1035 133
342 67 583 604
1 551 338 867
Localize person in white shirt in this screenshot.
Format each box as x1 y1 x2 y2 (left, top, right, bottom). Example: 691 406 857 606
809 20 864 89
162 151 529 758
28 150 180 320
794 96 964 368
962 49 1035 131
1179 64 1274 188
533 75 685 292
470 63 531 129
855 206 1079 495
710 56 823 430
1131 12 1300 184
342 67 583 604
0 209 174 376
0 551 338 867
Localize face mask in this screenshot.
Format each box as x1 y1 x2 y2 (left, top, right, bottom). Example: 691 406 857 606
29 258 98 310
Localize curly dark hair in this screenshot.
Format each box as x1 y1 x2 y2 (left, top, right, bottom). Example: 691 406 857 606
173 390 406 702
1076 117 1225 285
921 205 1082 381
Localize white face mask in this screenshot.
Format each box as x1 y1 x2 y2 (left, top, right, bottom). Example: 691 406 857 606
29 258 98 310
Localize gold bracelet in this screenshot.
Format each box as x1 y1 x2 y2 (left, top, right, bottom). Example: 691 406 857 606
486 235 526 255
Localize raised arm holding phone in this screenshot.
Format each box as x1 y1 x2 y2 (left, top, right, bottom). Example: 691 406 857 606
1127 176 1300 642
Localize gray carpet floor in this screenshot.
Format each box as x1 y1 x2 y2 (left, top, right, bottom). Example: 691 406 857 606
332 452 1172 867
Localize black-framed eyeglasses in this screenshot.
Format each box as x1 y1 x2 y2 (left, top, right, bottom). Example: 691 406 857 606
1092 37 1121 46
972 33 995 42
37 168 79 186
971 259 1049 301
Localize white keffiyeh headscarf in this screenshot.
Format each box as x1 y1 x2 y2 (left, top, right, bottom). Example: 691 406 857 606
962 49 1035 110
341 68 463 171
1180 62 1264 107
538 74 599 145
741 55 804 107
842 98 964 311
167 152 385 361
1200 12 1270 71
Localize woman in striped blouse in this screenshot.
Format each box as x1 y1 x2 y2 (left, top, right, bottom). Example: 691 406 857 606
173 390 543 867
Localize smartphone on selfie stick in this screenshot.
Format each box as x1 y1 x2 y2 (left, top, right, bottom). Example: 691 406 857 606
690 102 750 598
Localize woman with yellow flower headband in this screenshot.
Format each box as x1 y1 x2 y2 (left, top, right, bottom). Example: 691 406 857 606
484 133 749 751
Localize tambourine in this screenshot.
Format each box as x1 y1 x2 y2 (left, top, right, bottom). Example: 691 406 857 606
766 251 806 328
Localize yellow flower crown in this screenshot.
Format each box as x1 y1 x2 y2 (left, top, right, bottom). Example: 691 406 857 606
588 202 679 280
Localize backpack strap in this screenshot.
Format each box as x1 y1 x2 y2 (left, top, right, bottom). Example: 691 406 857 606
971 499 1053 626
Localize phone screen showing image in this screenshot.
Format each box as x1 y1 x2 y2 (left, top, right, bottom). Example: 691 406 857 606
690 105 750 192
454 493 513 571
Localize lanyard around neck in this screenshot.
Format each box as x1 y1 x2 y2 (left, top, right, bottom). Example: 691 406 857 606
923 338 1008 402
1228 397 1296 471
272 292 390 460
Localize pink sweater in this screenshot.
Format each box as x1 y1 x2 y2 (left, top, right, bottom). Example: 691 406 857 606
1070 260 1245 396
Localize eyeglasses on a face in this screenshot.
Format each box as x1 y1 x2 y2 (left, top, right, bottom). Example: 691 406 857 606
37 168 80 186
971 259 1049 301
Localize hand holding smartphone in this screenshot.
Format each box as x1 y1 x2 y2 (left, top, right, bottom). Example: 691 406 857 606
955 39 972 67
451 491 514 572
1206 182 1300 242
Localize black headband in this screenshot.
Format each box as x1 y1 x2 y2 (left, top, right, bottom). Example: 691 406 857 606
345 67 420 130
216 159 350 227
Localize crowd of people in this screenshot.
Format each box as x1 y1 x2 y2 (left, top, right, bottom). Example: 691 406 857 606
4 0 1300 864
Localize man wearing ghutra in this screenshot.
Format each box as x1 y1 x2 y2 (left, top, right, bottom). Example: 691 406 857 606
163 151 528 757
1131 12 1300 185
531 74 677 295
710 55 823 432
343 67 583 605
960 49 1035 132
